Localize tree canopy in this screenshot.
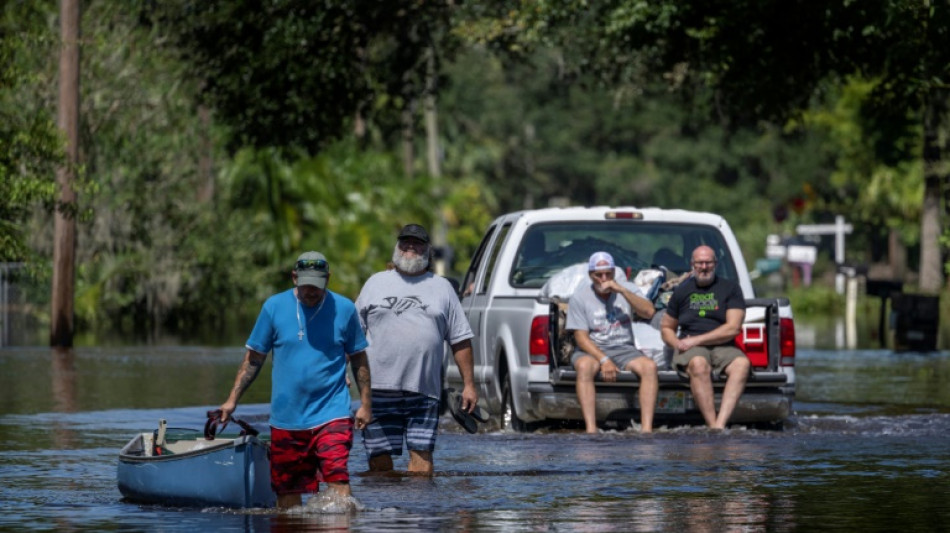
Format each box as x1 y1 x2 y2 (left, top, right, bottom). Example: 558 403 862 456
479 0 948 289
152 0 458 154
2 0 947 344
0 1 61 263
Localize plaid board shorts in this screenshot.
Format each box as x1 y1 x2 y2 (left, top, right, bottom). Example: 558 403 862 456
269 418 353 495
361 390 439 458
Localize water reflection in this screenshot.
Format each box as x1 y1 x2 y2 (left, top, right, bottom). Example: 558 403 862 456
1 346 949 532
796 316 868 351
271 508 353 532
655 438 789 533
51 347 78 450
796 308 948 352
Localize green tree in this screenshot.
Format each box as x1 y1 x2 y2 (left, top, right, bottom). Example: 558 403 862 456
457 1 949 289
4 0 496 344
805 77 924 275
0 1 61 262
213 141 494 300
153 0 458 156
438 43 834 258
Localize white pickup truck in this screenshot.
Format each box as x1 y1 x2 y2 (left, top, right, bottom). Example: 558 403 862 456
444 206 796 431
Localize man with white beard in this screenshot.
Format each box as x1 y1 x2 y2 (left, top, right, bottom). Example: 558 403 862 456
355 224 477 475
566 251 659 433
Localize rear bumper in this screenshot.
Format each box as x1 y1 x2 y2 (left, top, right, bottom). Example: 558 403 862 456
526 386 791 424
523 370 792 424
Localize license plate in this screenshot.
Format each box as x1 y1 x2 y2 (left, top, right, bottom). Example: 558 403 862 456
656 390 687 414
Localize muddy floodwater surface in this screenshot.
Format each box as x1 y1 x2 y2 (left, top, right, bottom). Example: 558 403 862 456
1 346 949 532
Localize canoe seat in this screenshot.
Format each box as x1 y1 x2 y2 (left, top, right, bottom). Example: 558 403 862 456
149 426 234 456
163 438 233 454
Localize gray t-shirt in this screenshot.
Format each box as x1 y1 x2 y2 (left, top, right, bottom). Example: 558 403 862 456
356 270 473 399
565 280 645 350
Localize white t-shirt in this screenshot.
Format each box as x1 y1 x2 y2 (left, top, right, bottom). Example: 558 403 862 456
565 280 646 350
356 270 473 399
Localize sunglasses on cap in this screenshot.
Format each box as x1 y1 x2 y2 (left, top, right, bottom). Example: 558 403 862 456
295 259 329 272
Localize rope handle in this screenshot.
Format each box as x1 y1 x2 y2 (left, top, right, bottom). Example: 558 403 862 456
204 409 260 440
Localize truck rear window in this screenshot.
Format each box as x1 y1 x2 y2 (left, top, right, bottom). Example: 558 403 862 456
509 222 738 288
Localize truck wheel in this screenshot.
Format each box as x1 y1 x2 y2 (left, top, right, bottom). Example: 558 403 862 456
501 379 529 432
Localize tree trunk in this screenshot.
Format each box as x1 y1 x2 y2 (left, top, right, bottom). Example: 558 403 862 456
424 45 449 275
523 123 536 210
425 48 441 182
919 96 945 293
401 100 415 178
887 228 906 280
196 105 214 203
354 45 367 141
51 0 80 348
353 107 366 140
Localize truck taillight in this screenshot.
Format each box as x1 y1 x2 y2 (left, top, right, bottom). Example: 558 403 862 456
780 318 796 366
529 316 550 365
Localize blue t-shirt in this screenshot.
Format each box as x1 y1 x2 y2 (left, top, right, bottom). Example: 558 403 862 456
245 289 368 430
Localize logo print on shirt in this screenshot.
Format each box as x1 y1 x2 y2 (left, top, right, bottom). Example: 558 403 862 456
381 296 428 315
688 293 719 317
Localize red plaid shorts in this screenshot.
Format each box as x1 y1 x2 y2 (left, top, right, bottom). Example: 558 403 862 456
269 418 353 495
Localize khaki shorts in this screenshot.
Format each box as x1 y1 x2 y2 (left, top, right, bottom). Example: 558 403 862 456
672 344 747 379
572 345 646 370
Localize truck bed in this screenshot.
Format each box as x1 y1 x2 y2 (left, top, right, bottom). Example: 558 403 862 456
540 297 792 426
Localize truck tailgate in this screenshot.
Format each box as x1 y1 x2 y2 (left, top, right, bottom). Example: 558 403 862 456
549 367 787 387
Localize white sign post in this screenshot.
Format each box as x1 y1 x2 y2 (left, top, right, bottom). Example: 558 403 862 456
796 215 854 294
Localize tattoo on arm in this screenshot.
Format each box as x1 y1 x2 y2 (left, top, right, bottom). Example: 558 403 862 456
356 365 370 391
349 351 371 393
236 364 261 392
232 351 265 398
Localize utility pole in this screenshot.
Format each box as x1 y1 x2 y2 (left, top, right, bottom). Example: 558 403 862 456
51 0 80 347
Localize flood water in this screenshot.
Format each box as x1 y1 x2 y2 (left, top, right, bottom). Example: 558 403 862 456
2 341 949 532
